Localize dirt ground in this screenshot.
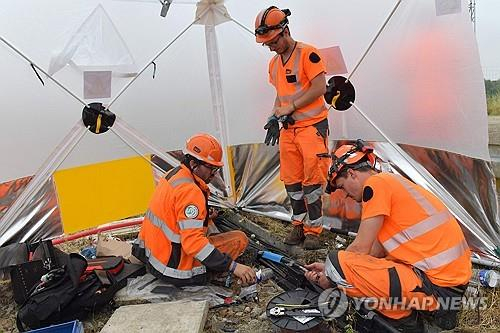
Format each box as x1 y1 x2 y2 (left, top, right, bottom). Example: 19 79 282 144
0 213 499 333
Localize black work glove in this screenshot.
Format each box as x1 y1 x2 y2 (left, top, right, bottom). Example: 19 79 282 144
264 115 280 146
280 115 295 130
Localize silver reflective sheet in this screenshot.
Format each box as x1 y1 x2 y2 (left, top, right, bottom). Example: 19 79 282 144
1 142 498 264
228 142 499 263
0 176 61 244
395 143 499 261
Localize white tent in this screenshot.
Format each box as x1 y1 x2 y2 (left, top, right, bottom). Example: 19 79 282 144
0 0 498 262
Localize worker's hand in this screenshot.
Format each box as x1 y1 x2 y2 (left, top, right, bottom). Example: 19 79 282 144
233 263 257 285
274 104 295 117
280 115 295 129
305 271 333 289
208 207 219 220
305 262 333 289
264 116 280 146
304 262 325 273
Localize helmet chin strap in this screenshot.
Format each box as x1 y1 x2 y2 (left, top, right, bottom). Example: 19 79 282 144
190 162 211 184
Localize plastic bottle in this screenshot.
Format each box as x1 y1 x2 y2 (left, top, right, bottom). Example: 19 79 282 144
470 268 499 288
335 236 347 249
256 268 274 283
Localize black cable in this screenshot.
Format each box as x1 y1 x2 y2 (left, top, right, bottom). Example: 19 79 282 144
30 63 44 86
151 61 157 79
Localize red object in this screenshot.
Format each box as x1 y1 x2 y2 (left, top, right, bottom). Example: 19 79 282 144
85 256 125 275
51 218 143 245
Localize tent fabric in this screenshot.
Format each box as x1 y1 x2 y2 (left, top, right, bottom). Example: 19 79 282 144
0 1 497 261
0 0 489 184
47 4 137 76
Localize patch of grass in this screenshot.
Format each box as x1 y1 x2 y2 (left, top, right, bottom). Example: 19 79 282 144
487 93 500 116
457 285 500 332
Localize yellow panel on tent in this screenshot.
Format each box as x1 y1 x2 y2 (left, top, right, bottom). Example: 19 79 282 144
53 156 155 234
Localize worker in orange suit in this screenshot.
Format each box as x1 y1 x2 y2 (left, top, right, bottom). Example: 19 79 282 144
255 6 329 250
133 133 256 287
305 141 472 332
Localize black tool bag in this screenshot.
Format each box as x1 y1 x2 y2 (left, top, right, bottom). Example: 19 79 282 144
16 248 87 331
15 241 124 332
10 240 61 305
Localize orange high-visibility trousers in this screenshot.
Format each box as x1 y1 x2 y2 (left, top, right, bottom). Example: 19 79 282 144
208 230 249 260
279 125 330 235
327 250 440 320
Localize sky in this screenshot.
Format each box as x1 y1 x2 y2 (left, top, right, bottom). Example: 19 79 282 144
476 0 500 80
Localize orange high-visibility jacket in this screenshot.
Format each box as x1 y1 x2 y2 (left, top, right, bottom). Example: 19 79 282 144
135 165 232 283
361 173 472 287
268 42 327 128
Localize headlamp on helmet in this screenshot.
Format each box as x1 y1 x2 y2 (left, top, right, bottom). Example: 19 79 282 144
328 140 377 189
254 8 291 36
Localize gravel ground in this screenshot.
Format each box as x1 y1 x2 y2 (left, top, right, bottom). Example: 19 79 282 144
1 215 499 333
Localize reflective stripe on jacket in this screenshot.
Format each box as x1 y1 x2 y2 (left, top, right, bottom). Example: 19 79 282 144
268 42 327 128
361 173 472 287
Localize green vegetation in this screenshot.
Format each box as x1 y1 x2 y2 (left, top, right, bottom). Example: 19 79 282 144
488 93 500 116
486 79 500 116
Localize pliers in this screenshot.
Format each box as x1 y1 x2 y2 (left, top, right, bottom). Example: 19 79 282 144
269 306 323 317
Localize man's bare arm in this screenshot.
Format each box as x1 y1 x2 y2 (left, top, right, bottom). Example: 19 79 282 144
346 215 384 254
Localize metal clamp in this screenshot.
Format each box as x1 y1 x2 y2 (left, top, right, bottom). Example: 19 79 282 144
269 306 323 317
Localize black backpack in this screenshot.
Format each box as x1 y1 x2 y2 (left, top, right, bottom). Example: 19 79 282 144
15 242 124 332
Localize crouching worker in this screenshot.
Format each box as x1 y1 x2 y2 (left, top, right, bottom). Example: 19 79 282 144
305 141 471 332
133 133 256 287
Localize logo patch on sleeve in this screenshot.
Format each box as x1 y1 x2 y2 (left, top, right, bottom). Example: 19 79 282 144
362 186 374 202
184 204 199 218
309 52 321 63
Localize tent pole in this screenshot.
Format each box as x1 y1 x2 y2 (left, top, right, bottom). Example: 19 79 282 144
346 0 402 82
111 117 228 200
112 117 180 170
204 24 234 200
221 9 254 35
109 124 170 175
0 121 88 246
349 101 497 257
106 7 211 109
0 36 89 108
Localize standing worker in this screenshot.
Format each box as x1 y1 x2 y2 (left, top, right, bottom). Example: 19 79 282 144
305 142 472 331
133 133 256 287
255 6 329 250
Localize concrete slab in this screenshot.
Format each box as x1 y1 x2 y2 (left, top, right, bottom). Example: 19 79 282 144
100 300 208 333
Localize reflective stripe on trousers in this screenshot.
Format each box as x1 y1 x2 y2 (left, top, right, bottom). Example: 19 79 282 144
304 184 323 227
324 250 353 288
285 183 307 222
134 239 207 279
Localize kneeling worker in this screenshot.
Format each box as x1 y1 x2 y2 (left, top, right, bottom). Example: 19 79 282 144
305 141 471 331
133 133 256 286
